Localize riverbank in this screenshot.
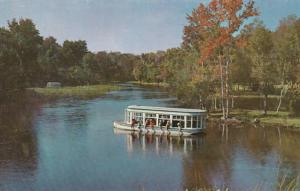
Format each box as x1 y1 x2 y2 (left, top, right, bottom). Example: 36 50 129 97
210 109 300 129
129 81 169 87
30 84 121 99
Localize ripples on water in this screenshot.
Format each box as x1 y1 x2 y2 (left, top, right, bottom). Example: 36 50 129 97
0 84 299 191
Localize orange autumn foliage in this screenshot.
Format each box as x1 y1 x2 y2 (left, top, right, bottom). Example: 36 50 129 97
185 0 258 64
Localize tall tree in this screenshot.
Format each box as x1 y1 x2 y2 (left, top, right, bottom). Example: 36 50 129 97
38 36 62 83
273 15 300 112
248 21 277 115
0 27 19 94
61 40 88 67
8 18 43 87
231 48 252 91
184 0 258 119
61 40 88 84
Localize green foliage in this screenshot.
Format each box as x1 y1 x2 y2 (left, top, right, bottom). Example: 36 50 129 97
289 99 300 117
38 36 62 83
0 18 140 97
231 49 252 86
248 21 278 96
8 18 43 87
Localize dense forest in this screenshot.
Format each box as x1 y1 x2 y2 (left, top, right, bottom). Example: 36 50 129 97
0 0 300 117
0 18 140 92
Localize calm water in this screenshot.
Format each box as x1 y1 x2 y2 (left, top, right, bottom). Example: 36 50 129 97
0 84 300 191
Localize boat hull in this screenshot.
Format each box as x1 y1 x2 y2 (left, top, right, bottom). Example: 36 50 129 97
113 121 205 136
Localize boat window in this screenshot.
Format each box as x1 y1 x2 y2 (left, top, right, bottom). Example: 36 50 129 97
159 114 170 119
126 112 130 122
192 116 197 128
198 116 202 128
172 120 184 128
134 113 142 117
186 116 191 128
158 115 170 127
173 115 184 120
145 113 156 118
133 112 143 122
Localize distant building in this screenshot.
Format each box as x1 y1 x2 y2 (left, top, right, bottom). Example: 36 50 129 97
46 82 61 88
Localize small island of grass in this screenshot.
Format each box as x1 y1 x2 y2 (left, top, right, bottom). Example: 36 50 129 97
30 84 121 99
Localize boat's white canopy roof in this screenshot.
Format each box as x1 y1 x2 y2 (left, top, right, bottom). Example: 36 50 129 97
127 105 206 114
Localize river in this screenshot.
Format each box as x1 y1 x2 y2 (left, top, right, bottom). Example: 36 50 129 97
0 84 299 191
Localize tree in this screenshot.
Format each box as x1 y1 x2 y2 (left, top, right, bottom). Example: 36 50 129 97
60 40 88 84
248 21 277 115
61 40 88 67
38 36 62 83
82 52 98 84
273 15 300 112
8 18 43 87
184 0 258 119
0 27 19 95
231 49 252 91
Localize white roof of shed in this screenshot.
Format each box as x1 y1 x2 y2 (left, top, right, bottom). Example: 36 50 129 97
127 105 206 114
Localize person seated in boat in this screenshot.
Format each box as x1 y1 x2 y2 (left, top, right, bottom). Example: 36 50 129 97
145 119 150 128
177 121 182 131
158 120 163 130
166 120 171 130
149 119 155 129
137 120 142 129
131 118 137 129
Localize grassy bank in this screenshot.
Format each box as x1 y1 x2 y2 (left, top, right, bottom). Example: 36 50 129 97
210 109 300 129
129 81 169 87
30 84 121 99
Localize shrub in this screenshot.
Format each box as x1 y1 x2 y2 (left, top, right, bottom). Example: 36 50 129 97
289 99 300 117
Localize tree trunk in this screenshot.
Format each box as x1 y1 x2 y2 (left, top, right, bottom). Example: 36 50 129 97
276 83 284 113
225 60 229 118
219 60 225 119
263 94 268 115
276 81 288 113
214 96 217 110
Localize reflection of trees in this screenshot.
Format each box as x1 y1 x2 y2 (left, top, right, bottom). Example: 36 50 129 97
0 100 38 175
182 124 234 189
182 123 300 190
239 126 274 164
117 122 300 190
241 126 300 188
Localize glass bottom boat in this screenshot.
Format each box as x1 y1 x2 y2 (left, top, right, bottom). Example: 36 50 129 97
113 105 207 136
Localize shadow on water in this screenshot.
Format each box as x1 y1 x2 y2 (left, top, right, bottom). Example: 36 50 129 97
0 98 38 189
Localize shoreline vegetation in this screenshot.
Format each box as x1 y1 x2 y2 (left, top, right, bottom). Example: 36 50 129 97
29 84 121 99
128 81 169 87
210 110 300 129
131 81 300 129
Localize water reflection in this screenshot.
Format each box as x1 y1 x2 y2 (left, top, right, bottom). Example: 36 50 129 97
115 122 300 190
182 124 300 190
114 129 205 155
0 101 38 189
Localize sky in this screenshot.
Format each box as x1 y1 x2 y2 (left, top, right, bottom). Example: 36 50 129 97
0 0 300 54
